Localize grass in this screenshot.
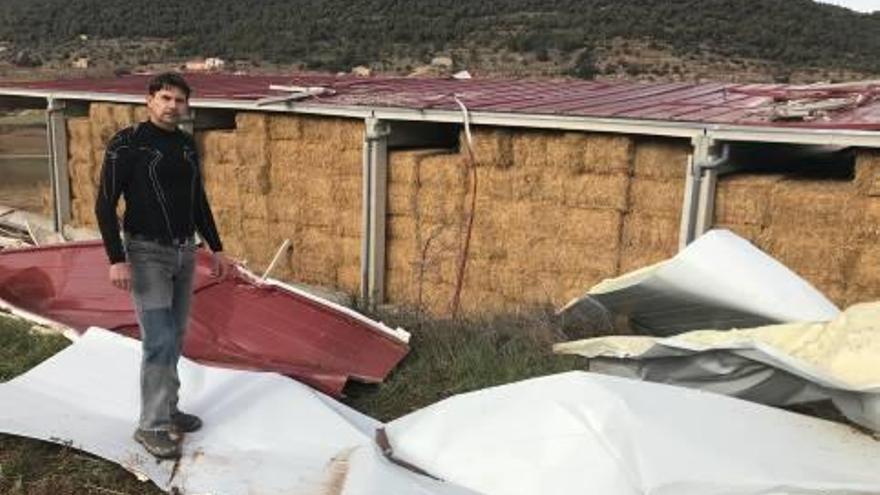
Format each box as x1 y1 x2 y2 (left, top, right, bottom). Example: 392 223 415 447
0 306 584 493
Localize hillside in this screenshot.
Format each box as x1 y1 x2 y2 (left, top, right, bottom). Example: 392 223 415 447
1 0 879 81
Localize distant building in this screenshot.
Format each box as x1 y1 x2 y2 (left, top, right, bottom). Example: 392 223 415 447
186 57 225 72
351 65 371 77
205 57 225 70
430 56 453 68
72 57 89 69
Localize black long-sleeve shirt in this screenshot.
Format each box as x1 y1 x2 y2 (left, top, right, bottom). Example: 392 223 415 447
95 120 223 264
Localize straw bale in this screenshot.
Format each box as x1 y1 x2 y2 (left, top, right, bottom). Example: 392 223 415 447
768 179 859 228
530 234 619 275
297 175 334 205
559 207 623 248
66 119 91 143
713 223 763 243
292 228 339 283
299 204 334 228
854 149 880 196
469 126 514 168
235 138 271 194
335 207 362 239
858 198 880 240
457 288 507 315
583 134 635 175
133 106 149 122
546 132 634 176
633 138 689 179
416 185 465 223
235 112 268 135
213 207 242 236
265 193 300 223
622 214 680 253
338 237 361 267
387 214 416 241
110 104 135 127
389 150 441 184
268 114 302 140
512 132 550 168
563 172 629 211
477 166 514 201
850 245 880 289
387 182 415 215
239 192 269 220
337 264 361 294
756 228 850 283
846 284 880 306
330 177 363 209
197 130 237 164
385 268 417 304
299 116 362 149
618 245 672 274
714 174 783 226
418 154 467 188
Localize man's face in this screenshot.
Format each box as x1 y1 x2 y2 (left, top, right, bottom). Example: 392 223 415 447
146 86 188 128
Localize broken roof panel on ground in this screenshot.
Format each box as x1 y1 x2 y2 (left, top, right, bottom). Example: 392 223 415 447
558 229 840 336
555 301 880 432
0 328 475 495
2 329 879 495
0 241 409 396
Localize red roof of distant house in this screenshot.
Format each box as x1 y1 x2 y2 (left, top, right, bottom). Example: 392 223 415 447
3 72 880 130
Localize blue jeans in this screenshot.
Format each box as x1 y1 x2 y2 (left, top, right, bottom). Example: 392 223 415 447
125 238 197 432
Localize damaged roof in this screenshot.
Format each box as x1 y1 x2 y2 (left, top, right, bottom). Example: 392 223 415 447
3 73 880 131
0 241 409 396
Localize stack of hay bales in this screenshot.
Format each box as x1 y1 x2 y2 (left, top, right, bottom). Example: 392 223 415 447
213 112 362 290
66 103 146 229
619 138 690 273
714 152 880 307
384 128 685 315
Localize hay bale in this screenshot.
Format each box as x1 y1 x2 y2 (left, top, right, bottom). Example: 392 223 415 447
633 137 689 179
133 106 149 122
713 223 763 243
477 166 514 201
628 178 683 218
582 134 635 175
387 182 415 216
858 198 880 240
292 227 339 284
457 288 507 315
235 138 271 194
768 179 860 228
266 193 300 223
330 176 362 210
335 207 362 239
235 112 269 135
197 130 237 164
469 126 514 168
337 264 361 294
563 172 629 211
622 214 680 253
854 149 880 196
618 245 671 274
239 192 269 220
846 284 880 306
299 116 362 149
387 214 415 241
418 153 467 188
268 114 302 140
714 174 783 226
756 227 851 283
416 184 466 223
850 245 880 290
512 131 550 168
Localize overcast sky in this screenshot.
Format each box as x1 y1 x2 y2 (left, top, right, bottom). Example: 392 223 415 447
815 0 878 12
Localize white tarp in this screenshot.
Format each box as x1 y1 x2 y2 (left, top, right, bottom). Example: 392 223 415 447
559 229 840 335
384 371 880 495
554 302 880 432
3 328 880 494
0 328 475 495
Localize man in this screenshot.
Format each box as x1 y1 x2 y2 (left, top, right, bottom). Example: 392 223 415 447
95 72 231 459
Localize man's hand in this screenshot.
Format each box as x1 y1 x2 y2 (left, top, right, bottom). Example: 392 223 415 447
211 251 233 279
109 262 132 291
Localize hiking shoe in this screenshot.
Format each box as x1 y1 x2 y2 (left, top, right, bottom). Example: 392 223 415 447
172 411 203 433
133 429 180 459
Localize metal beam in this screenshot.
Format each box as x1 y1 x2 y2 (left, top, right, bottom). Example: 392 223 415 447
361 117 391 307
46 98 70 232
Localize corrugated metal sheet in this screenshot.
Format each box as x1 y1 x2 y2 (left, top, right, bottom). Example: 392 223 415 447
4 73 880 130
0 241 409 396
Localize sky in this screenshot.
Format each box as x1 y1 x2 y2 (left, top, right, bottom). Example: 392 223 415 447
815 0 878 13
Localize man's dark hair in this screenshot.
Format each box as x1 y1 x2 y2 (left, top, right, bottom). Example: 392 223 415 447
147 72 191 99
